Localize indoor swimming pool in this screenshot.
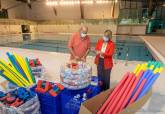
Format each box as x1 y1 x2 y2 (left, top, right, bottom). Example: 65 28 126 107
0 35 154 62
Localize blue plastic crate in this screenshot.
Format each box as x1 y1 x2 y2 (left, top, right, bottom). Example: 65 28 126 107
30 85 62 114
61 85 101 114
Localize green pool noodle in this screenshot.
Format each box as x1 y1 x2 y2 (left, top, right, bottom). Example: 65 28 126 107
25 57 36 83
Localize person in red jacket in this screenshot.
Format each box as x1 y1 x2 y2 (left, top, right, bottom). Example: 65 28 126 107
94 30 115 90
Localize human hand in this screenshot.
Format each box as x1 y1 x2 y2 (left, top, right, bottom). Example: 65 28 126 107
96 51 101 55
75 56 80 61
81 57 86 62
100 51 104 55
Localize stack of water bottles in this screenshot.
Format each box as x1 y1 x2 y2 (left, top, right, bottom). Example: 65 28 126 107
60 62 92 90
29 58 45 80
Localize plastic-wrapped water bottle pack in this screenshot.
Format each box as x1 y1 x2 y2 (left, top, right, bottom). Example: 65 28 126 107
60 62 92 90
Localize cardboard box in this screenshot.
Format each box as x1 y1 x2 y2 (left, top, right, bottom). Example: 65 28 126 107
79 88 152 114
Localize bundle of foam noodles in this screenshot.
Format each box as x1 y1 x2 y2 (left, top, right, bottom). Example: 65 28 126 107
28 58 45 79
97 61 164 114
60 61 92 90
0 52 36 87
0 87 40 114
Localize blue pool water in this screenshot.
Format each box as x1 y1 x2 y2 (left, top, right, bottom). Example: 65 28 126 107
1 38 154 62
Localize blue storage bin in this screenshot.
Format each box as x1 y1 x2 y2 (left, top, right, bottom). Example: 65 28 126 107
61 85 101 114
30 86 62 114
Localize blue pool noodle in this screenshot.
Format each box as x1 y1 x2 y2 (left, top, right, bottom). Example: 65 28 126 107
137 73 159 100
6 52 28 81
142 73 155 90
132 70 151 95
125 70 151 106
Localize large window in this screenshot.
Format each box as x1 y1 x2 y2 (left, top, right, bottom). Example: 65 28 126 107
118 0 165 24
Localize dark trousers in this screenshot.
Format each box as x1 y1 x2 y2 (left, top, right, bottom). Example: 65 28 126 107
97 58 111 91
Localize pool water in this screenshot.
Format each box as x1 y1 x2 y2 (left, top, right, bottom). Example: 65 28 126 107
1 38 154 62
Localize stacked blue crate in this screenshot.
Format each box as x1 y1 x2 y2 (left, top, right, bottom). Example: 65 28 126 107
31 86 62 114
61 84 101 114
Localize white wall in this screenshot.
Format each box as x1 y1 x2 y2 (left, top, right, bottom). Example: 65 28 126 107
1 0 28 19
117 25 147 35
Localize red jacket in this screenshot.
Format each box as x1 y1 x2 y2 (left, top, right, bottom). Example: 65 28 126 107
95 39 115 69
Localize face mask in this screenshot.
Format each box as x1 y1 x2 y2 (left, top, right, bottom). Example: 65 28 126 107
81 32 87 38
103 36 109 42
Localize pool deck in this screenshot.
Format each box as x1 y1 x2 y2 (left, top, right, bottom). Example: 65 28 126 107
141 35 165 64
0 35 165 114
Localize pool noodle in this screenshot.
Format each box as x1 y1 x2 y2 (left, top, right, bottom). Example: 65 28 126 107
111 74 136 114
133 64 141 74
128 79 147 105
105 74 133 114
137 73 160 100
97 72 129 114
6 53 27 79
102 84 123 114
21 56 34 84
0 59 29 84
2 71 23 87
1 69 24 87
131 70 150 95
15 54 33 84
0 64 26 87
0 71 18 86
25 57 36 83
119 71 144 111
13 54 32 83
0 60 29 86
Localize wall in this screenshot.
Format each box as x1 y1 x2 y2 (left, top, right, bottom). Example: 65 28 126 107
37 24 117 34
117 24 147 35
1 0 28 19
0 19 37 44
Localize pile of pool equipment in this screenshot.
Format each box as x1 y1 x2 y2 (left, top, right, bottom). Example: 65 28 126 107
0 52 36 87
97 61 164 114
60 62 92 90
29 58 45 79
0 88 40 114
0 52 163 114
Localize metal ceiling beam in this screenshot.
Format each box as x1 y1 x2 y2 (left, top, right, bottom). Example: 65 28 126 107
80 0 84 19
0 0 1 9
53 6 57 16
148 0 153 17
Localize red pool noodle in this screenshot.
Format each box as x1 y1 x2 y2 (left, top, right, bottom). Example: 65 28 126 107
102 84 123 114
111 74 136 114
119 71 144 111
97 72 129 114
128 79 147 105
102 74 128 114
105 74 133 114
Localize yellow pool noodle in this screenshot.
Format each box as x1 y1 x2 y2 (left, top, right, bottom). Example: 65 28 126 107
135 63 145 77
149 65 154 70
0 59 30 86
158 67 163 73
0 63 29 87
3 71 23 87
133 64 141 74
14 54 33 84
153 68 160 74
